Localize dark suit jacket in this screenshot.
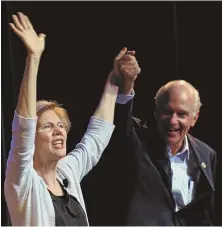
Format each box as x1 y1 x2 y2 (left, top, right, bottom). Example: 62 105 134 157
114 99 217 226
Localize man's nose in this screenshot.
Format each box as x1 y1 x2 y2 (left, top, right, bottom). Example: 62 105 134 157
169 113 178 124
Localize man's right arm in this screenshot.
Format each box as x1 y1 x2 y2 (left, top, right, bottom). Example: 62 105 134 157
113 48 141 147
115 92 135 139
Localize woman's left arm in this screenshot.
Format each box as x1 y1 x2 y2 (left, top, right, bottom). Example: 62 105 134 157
60 48 128 180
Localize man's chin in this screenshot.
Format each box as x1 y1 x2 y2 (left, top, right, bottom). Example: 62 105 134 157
164 136 180 147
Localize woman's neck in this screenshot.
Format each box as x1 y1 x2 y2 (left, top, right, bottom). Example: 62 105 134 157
34 160 58 187
34 161 64 196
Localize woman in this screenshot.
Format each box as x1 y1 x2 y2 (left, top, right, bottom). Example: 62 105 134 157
4 12 127 226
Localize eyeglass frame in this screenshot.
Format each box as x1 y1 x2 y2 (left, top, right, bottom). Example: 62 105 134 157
37 121 67 132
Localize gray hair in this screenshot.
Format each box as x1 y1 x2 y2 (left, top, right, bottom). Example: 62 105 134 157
154 80 202 114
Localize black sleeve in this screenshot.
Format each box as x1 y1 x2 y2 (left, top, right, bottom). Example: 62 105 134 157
114 99 141 154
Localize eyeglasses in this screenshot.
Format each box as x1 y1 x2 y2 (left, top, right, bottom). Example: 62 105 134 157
37 121 65 132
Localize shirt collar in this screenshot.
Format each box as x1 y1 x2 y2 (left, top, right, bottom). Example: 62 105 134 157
167 135 190 161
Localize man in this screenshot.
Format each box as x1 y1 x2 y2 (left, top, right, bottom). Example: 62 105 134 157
113 47 217 225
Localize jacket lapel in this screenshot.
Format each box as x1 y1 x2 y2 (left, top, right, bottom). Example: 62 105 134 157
187 134 215 191
175 135 215 216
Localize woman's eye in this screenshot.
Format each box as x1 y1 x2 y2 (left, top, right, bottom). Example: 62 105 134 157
59 123 64 128
43 124 51 129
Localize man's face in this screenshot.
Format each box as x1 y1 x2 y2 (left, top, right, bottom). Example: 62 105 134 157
155 86 199 151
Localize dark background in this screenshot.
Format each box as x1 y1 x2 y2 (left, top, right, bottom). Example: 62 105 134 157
2 1 222 226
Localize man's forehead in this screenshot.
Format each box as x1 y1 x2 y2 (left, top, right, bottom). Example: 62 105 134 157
163 86 194 101
158 89 195 111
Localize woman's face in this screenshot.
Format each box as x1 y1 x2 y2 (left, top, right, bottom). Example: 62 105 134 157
35 109 67 164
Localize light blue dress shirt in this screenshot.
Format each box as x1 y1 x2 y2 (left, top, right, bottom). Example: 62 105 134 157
117 92 194 211
167 135 194 211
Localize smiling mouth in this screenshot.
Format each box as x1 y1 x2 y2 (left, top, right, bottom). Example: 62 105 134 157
166 129 180 137
53 139 64 149
168 129 180 132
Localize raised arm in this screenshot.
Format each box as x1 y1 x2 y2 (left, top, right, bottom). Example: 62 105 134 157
114 48 141 143
5 13 46 186
60 49 129 180
93 48 130 122
9 12 46 117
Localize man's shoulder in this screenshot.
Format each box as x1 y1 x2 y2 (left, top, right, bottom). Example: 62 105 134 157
132 116 147 129
132 117 160 145
188 134 216 156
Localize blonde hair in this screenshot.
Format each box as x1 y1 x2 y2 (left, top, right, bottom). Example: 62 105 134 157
154 80 202 114
36 100 71 133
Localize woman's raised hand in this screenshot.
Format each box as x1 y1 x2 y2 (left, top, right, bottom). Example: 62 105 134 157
9 12 46 56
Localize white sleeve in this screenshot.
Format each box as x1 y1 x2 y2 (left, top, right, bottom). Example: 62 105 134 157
60 116 115 181
5 111 37 192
